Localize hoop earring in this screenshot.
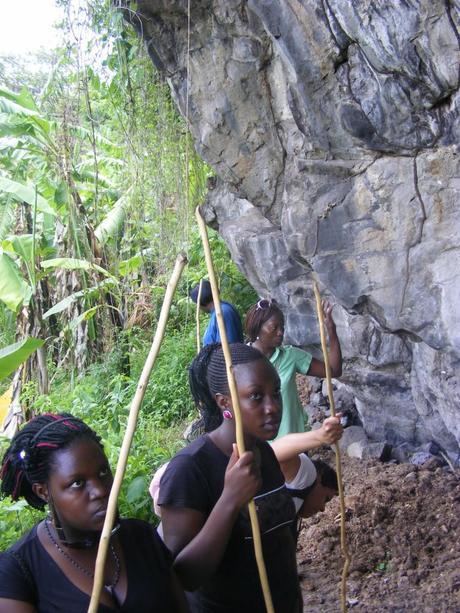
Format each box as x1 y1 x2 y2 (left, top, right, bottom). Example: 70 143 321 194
223 410 233 420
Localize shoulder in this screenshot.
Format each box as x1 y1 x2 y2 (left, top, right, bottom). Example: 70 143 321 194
162 436 224 480
221 301 239 315
258 440 278 463
282 345 308 357
281 345 312 365
159 436 225 511
0 525 39 602
258 442 285 484
118 519 172 571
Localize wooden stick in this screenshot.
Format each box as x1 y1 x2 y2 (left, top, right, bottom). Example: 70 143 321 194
195 279 203 353
313 281 350 613
195 206 274 613
88 253 188 613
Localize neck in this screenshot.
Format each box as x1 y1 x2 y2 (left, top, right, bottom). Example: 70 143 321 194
47 517 99 550
209 422 258 455
252 339 275 359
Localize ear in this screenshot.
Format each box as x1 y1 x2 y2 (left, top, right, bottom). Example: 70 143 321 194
32 482 49 504
215 393 231 411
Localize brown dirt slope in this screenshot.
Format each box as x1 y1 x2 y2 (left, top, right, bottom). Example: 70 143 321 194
298 453 460 612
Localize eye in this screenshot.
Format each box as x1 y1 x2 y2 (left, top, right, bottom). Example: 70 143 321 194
249 392 262 401
99 466 111 478
70 479 84 489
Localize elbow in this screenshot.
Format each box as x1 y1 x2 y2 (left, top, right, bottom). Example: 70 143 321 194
173 558 201 592
331 363 342 378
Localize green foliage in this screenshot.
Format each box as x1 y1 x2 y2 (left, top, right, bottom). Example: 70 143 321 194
0 0 260 551
0 251 32 311
0 338 44 380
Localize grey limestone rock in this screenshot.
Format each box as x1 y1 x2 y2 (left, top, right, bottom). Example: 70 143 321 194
337 425 368 453
127 0 460 455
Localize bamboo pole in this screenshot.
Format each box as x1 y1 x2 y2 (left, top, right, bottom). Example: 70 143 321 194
195 279 203 353
88 253 188 613
195 206 275 613
313 281 350 613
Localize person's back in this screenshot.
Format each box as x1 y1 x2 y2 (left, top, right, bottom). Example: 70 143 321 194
202 300 243 345
189 280 243 346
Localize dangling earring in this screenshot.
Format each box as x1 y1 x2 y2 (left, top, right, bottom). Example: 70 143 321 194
223 409 233 420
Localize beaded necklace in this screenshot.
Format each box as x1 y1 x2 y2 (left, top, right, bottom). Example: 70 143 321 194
45 519 121 601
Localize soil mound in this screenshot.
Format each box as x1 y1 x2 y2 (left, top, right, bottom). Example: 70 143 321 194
298 453 460 612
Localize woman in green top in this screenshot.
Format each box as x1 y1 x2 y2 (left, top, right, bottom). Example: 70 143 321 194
245 299 342 438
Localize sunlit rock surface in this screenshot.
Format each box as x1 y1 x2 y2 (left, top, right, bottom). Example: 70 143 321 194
127 0 460 457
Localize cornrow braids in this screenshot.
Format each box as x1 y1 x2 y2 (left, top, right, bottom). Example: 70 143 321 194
0 413 102 510
188 343 266 432
244 302 284 342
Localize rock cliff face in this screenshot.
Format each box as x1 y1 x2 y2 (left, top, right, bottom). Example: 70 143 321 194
127 0 460 458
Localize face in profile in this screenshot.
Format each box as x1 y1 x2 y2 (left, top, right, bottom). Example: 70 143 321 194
39 438 113 535
258 313 285 348
299 479 337 518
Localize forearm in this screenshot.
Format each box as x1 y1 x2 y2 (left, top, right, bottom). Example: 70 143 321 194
326 326 342 377
173 496 240 590
271 431 324 463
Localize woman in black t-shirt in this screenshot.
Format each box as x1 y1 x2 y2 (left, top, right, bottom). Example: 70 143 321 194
159 343 302 613
0 413 188 613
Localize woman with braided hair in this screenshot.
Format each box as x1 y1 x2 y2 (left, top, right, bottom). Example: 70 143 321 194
0 413 188 613
158 343 302 613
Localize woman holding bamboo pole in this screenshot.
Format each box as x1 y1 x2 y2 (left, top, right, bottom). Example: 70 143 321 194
0 413 188 613
158 343 302 613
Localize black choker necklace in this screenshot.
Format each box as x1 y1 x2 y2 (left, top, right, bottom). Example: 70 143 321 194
45 519 121 601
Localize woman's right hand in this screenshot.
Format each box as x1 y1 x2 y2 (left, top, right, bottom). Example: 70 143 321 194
317 414 343 445
222 445 262 509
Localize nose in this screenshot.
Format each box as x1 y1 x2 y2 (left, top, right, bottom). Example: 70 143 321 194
264 395 281 415
89 478 109 500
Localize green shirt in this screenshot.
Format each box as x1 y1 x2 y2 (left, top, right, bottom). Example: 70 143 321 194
270 345 313 439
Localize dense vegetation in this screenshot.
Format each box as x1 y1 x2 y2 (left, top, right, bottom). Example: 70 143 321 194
0 0 257 550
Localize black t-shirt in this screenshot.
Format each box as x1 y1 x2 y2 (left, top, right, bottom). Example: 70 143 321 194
0 518 178 612
158 435 301 613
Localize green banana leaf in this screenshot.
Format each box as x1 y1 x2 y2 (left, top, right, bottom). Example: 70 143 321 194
94 190 131 246
0 251 32 311
2 234 35 286
41 257 114 278
42 280 117 319
0 338 44 380
0 177 56 216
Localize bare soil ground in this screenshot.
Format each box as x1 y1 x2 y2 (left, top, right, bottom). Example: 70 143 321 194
295 374 460 612
297 449 460 612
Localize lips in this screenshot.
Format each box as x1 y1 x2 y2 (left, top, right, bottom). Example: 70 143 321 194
93 505 108 518
263 420 280 431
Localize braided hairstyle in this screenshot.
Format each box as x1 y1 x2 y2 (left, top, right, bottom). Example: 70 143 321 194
0 413 103 510
189 343 267 432
244 301 284 343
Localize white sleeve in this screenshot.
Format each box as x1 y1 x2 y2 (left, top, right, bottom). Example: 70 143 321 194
285 454 317 490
